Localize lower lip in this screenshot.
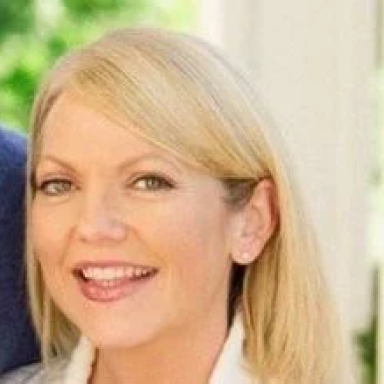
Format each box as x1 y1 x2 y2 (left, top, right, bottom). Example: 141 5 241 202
76 273 157 303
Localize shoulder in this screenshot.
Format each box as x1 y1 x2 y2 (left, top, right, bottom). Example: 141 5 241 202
0 127 26 172
0 360 67 384
0 126 37 373
0 126 26 198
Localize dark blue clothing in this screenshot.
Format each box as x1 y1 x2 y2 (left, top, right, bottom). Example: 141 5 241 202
0 127 39 373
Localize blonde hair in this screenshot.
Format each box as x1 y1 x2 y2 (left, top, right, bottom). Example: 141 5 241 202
27 28 343 383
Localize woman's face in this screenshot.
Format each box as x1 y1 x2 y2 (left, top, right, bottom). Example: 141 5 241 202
32 92 242 349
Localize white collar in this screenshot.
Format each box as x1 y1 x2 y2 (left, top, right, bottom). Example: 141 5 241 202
63 316 255 384
209 316 254 384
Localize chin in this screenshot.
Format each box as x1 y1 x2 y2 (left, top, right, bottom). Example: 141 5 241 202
81 318 163 351
87 329 148 351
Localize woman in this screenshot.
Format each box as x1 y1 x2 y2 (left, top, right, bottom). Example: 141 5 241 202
1 28 347 383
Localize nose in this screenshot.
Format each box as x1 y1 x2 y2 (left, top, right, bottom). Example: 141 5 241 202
75 190 128 244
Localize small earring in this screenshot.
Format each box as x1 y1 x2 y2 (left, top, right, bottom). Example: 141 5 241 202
236 252 254 265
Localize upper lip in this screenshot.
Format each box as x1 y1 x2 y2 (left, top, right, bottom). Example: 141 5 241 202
73 261 158 270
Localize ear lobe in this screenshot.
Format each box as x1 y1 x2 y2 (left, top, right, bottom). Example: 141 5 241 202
231 178 278 265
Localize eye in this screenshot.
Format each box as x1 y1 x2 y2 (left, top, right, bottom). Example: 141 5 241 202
131 174 174 191
36 178 76 196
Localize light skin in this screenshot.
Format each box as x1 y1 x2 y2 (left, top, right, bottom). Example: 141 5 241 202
31 91 277 383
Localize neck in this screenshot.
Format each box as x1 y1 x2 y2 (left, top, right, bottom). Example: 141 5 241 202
91 312 228 384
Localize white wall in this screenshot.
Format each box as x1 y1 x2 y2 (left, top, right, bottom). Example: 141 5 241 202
199 0 375 335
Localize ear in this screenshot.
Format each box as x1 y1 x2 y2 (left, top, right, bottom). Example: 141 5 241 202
231 178 279 265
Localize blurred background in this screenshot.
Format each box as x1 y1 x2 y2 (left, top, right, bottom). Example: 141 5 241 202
0 0 199 129
0 0 379 382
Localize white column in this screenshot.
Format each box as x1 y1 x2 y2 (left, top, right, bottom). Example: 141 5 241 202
199 0 375 336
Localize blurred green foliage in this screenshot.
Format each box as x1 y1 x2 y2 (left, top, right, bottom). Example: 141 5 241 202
355 267 378 384
356 318 377 384
0 0 198 131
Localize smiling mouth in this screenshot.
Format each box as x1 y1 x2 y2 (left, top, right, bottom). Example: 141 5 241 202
76 265 158 285
73 264 159 301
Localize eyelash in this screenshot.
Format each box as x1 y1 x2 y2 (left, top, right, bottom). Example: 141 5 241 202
35 174 175 196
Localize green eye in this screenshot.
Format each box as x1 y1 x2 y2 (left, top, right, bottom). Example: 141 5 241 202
38 179 75 196
132 175 174 191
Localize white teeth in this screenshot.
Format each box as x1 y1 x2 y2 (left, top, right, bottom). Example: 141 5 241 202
126 267 134 279
81 266 155 281
134 268 142 277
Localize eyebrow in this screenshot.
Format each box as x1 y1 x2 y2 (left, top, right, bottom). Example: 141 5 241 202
36 152 184 175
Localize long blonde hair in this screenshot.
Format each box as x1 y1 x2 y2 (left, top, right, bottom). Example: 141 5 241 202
27 28 343 382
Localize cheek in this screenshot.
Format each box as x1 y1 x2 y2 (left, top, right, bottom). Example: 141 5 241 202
31 203 76 307
140 198 233 298
31 203 71 266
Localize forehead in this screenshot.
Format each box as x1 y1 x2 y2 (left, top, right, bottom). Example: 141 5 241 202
36 91 195 178
40 91 159 157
